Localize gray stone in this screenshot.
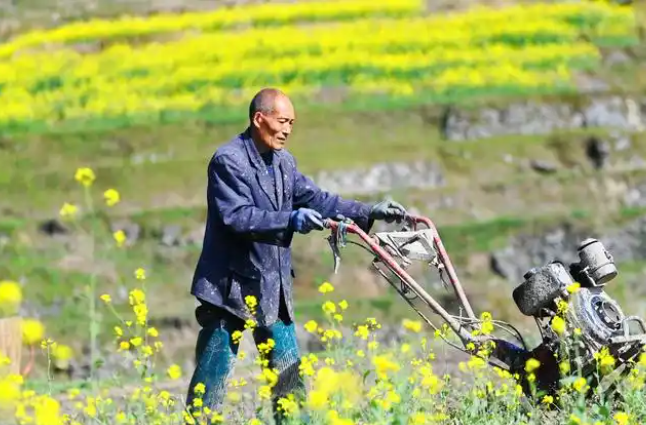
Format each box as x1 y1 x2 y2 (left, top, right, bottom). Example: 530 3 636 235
583 96 629 128
110 220 141 244
442 96 646 141
314 161 445 196
491 215 646 284
603 50 632 66
530 159 558 174
161 225 182 247
184 226 206 246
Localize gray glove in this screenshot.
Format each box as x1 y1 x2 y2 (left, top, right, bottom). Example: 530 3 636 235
369 200 407 223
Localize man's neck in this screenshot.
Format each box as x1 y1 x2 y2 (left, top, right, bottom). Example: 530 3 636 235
249 127 271 154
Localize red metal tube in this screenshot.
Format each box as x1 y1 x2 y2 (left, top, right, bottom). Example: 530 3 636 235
407 215 477 320
323 218 476 343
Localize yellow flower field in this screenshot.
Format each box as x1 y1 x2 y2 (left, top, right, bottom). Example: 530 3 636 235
3 165 646 424
0 1 637 132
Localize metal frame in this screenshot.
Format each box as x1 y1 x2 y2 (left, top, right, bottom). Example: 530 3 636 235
323 214 487 347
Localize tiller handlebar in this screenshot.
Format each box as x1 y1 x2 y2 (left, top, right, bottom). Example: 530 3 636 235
322 214 526 369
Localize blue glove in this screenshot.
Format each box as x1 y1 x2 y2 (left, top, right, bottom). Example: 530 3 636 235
369 200 407 223
289 208 325 234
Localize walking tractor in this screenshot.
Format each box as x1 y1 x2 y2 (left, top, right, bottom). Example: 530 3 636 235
321 214 646 402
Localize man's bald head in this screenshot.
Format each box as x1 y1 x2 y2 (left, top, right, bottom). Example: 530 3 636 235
248 88 289 121
248 88 296 152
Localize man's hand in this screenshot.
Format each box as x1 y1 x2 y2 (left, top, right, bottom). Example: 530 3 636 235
369 200 407 223
290 208 325 234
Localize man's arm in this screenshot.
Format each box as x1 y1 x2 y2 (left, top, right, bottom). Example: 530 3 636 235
211 155 292 234
292 165 374 231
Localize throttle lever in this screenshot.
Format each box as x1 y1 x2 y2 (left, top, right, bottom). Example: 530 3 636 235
326 218 350 274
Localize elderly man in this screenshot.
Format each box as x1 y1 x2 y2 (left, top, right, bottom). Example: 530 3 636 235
186 88 406 423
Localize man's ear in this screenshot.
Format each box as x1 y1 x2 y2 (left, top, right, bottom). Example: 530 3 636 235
252 112 263 129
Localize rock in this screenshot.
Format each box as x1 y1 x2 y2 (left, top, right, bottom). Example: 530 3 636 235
624 182 646 208
110 221 141 244
574 74 611 94
38 219 68 236
604 50 632 66
442 96 646 141
490 250 516 280
529 159 558 174
161 225 182 247
314 161 445 196
184 226 205 246
489 223 588 283
583 96 629 129
490 215 646 283
585 136 610 170
613 135 631 151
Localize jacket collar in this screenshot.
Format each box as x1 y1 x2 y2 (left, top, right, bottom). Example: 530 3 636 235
241 127 285 209
241 127 286 168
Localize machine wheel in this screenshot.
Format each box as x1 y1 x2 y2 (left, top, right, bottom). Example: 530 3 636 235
513 269 563 316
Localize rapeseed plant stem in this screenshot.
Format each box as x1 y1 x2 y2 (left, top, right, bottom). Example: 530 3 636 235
82 183 100 392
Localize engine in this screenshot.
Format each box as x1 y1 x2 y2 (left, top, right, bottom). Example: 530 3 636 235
511 238 646 394
513 238 646 398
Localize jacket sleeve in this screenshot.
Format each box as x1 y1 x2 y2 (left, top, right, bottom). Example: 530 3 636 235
211 155 292 234
292 165 374 232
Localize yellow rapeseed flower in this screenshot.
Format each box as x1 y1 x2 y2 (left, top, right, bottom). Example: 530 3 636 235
276 395 299 417
103 189 120 207
0 376 21 406
231 330 243 345
100 294 111 303
147 327 159 337
245 295 257 309
128 288 145 305
193 383 206 395
354 325 370 340
22 319 45 345
304 320 318 333
74 167 96 187
0 280 22 314
525 358 540 373
402 318 422 333
52 344 73 363
113 230 127 247
318 282 334 294
551 316 567 335
372 354 401 379
59 202 78 220
167 364 182 380
133 303 148 326
614 412 630 425
573 376 588 393
134 268 146 280
566 282 581 293
322 301 336 314
338 300 348 310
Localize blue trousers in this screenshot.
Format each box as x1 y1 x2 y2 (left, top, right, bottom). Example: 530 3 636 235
185 299 305 424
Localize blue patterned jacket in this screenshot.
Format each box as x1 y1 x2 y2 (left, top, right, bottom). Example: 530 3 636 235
191 128 374 326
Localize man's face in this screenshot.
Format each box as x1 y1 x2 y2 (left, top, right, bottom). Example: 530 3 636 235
252 96 295 151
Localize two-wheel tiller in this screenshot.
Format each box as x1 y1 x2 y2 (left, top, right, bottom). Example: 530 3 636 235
322 215 646 401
